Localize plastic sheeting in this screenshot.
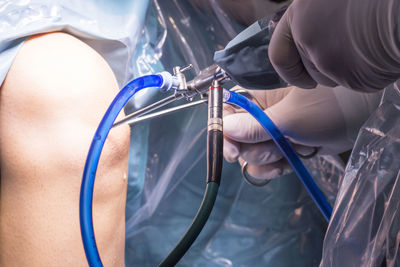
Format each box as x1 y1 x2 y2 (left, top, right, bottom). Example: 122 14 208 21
213 6 287 90
320 84 400 267
124 1 344 266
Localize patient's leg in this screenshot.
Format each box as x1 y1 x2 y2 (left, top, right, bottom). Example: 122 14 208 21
0 32 129 266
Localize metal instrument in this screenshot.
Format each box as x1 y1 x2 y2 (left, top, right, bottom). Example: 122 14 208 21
112 64 228 128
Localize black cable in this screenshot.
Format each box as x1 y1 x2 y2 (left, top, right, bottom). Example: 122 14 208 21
158 182 219 267
158 80 224 266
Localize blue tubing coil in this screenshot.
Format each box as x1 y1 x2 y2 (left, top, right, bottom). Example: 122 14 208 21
225 90 332 222
79 75 163 267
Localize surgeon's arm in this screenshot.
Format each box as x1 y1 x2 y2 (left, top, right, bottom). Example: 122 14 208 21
269 0 400 92
0 32 129 266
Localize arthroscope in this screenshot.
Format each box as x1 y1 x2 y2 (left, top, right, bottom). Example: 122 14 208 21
79 63 333 267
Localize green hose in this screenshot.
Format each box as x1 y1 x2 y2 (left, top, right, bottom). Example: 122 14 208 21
158 182 219 267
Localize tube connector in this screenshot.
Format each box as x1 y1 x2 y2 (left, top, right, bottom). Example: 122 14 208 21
158 71 179 92
222 89 231 103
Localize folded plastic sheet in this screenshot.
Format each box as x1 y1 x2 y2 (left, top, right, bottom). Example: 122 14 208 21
320 84 400 267
124 1 344 266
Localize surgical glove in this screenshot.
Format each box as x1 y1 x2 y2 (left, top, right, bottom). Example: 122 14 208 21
268 0 400 92
223 85 381 180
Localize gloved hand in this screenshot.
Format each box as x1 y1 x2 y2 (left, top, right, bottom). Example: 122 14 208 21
223 85 381 180
268 0 400 92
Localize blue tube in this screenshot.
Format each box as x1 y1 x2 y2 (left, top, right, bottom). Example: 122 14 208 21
225 90 332 222
80 75 163 267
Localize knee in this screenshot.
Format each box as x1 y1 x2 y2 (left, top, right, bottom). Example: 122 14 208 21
0 32 129 180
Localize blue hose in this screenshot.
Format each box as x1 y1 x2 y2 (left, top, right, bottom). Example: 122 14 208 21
225 90 332 222
79 75 163 267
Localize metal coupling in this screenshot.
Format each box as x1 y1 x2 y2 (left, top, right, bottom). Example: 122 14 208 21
173 64 193 93
186 64 228 98
208 79 223 132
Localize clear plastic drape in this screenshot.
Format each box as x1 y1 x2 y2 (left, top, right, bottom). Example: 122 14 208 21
320 84 400 267
124 1 343 266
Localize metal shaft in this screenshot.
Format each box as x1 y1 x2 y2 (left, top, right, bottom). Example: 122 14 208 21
122 99 207 125
113 94 183 128
207 79 223 132
206 79 223 185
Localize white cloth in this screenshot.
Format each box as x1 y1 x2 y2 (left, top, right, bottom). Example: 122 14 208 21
0 0 150 88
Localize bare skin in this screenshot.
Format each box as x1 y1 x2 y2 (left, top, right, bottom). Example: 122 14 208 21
0 32 130 266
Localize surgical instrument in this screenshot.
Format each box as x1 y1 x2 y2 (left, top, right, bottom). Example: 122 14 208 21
112 64 228 128
113 94 184 128
80 63 331 267
81 66 227 267
159 78 224 267
122 98 208 125
241 161 272 187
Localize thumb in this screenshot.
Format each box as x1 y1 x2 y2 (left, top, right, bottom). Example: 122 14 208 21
223 112 272 143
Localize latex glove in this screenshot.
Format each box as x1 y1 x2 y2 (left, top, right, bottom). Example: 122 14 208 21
268 0 400 92
223 85 381 180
